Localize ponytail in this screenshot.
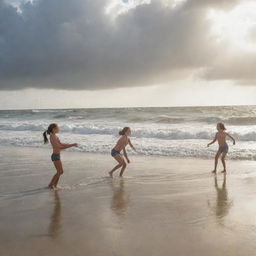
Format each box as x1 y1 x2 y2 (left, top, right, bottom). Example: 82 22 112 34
119 127 130 136
43 123 58 144
43 131 49 144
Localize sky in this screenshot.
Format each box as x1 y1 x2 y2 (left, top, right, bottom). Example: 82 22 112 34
0 0 256 109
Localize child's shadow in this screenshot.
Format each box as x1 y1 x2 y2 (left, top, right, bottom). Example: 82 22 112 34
213 174 233 225
110 179 129 219
48 190 62 239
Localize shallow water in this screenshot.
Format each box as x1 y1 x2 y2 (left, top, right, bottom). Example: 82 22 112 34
1 147 256 256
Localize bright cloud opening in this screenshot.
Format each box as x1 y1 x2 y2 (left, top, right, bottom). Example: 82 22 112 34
105 0 150 20
208 1 256 52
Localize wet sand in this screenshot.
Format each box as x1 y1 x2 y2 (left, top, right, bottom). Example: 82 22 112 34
1 146 256 256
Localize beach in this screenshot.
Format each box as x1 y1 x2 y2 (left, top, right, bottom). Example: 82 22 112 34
2 0 256 254
1 146 256 256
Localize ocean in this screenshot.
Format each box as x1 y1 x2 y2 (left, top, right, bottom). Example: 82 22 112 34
1 105 256 160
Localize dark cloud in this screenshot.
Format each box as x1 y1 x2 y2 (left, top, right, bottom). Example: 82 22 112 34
0 0 247 90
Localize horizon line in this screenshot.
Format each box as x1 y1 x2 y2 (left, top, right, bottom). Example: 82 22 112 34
0 104 255 111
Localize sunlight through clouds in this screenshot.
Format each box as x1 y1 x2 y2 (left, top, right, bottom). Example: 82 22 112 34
208 1 256 52
161 0 187 8
104 0 186 20
105 0 150 20
1 0 256 108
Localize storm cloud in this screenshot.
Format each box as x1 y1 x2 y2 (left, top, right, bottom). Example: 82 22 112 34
0 0 251 90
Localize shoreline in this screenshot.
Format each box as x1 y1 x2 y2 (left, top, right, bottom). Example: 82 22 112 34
1 104 255 111
1 144 255 162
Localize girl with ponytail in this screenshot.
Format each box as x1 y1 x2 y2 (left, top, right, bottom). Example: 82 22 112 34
43 123 77 189
109 127 136 178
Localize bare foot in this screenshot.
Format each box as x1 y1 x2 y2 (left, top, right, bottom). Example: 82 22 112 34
108 171 113 178
48 185 54 189
212 170 217 174
221 170 226 173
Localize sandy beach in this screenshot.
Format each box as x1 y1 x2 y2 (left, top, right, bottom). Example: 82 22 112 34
1 146 256 256
2 0 256 254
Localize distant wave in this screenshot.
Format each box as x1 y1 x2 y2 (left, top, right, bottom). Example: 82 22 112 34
225 117 256 125
54 114 69 119
126 115 185 123
0 123 45 131
1 123 256 141
1 106 256 125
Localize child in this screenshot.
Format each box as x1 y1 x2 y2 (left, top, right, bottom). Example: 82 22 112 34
207 123 236 173
109 127 136 178
43 123 77 189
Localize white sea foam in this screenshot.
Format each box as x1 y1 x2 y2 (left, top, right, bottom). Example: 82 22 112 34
0 121 256 141
1 106 256 160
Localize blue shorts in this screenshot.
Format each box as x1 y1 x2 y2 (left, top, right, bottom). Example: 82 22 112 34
51 153 60 161
218 145 229 153
111 149 121 157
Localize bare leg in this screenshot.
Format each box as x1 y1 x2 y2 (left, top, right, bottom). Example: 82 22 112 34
119 162 127 177
221 152 227 173
109 164 122 177
48 174 58 189
109 155 125 178
212 151 221 173
53 161 64 187
48 160 64 188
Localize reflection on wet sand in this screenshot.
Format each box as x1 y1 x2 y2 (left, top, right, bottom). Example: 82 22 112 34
48 190 62 239
213 174 233 225
111 179 129 218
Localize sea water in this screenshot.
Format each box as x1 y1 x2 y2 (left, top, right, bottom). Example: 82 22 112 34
0 105 256 160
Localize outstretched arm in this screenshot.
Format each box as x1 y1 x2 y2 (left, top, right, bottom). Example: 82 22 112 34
128 139 136 152
60 143 77 149
207 133 217 147
226 133 236 145
53 136 77 149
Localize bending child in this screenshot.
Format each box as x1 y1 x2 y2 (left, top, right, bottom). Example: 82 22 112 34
109 127 136 178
